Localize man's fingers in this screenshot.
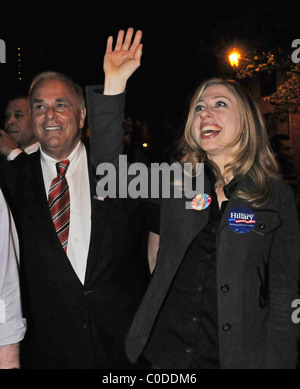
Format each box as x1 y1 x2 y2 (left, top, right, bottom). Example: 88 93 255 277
110 28 142 53
130 30 142 54
115 30 125 51
106 36 113 53
134 43 143 61
122 27 135 51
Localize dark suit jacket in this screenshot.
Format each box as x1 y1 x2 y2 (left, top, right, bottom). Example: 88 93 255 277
86 86 300 369
0 143 151 369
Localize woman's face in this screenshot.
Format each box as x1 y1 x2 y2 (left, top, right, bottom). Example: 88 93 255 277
192 84 241 163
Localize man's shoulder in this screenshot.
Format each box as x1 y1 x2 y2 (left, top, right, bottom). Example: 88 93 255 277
0 150 40 181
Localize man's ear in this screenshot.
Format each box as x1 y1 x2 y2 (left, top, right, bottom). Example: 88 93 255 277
79 107 87 129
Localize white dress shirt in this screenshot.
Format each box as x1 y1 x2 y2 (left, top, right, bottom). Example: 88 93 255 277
0 188 27 346
40 141 91 284
24 141 40 155
7 141 40 161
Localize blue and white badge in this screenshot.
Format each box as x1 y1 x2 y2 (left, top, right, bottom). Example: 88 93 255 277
227 207 256 234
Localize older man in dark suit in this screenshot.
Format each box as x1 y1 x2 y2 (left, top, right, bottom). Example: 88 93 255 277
0 28 149 369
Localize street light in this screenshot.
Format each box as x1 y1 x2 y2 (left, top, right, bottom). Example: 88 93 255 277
229 49 241 67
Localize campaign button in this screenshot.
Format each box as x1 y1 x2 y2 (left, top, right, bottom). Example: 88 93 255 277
191 194 212 211
227 207 256 234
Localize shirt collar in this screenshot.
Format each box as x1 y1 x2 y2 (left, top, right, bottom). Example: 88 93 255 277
204 161 239 200
223 179 239 199
40 140 83 168
24 141 40 155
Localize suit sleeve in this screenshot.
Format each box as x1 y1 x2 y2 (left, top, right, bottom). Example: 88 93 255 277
85 85 161 209
85 85 126 169
266 183 300 368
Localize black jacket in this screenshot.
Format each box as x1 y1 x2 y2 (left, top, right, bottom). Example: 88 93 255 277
86 86 300 369
0 144 151 369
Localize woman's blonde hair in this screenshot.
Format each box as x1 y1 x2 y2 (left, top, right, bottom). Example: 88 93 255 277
176 78 279 206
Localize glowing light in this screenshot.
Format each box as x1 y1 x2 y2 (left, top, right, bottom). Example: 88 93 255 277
229 49 241 67
17 47 22 81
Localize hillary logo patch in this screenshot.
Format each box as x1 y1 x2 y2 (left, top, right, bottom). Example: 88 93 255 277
227 207 256 234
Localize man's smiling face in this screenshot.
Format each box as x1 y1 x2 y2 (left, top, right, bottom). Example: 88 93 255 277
31 78 86 160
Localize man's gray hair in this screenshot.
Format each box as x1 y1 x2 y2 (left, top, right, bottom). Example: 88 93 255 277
29 71 85 110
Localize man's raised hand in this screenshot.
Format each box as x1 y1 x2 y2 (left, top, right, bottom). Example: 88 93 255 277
103 28 143 95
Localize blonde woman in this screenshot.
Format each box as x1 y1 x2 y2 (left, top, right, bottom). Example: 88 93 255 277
88 28 300 369
177 78 279 208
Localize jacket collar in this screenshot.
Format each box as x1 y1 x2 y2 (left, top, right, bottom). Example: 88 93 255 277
218 174 256 232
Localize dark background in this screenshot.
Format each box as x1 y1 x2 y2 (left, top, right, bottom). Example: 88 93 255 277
0 1 299 137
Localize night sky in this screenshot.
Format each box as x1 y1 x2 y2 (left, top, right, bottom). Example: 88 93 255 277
0 1 299 125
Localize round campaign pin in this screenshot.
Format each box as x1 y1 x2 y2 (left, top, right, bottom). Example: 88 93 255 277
191 194 212 211
227 206 256 234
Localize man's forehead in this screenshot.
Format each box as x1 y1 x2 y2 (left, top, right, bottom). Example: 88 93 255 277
32 97 72 103
32 79 75 97
6 98 29 111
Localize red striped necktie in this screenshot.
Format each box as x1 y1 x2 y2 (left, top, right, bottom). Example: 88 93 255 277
48 159 70 252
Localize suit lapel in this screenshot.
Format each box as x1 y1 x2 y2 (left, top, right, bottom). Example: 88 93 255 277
22 151 55 225
160 173 212 278
33 144 109 287
83 153 108 285
28 153 87 285
183 173 213 237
